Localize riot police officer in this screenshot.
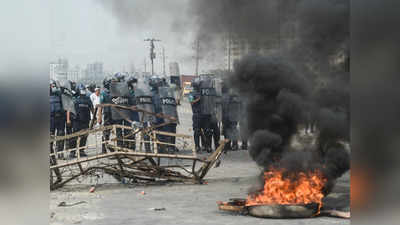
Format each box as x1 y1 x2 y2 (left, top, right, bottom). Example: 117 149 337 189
64 81 78 153
149 76 168 153
189 78 202 152
50 79 66 160
222 86 241 151
109 73 133 149
50 80 64 183
126 76 139 150
198 78 217 153
69 84 93 158
158 80 179 152
98 77 113 153
135 80 156 153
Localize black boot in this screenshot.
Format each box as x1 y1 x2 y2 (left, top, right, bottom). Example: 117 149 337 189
232 141 239 151
241 142 248 150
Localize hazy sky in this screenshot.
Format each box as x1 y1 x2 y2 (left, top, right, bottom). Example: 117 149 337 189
47 0 216 75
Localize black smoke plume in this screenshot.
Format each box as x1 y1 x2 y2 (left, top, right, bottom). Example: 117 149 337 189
191 0 350 195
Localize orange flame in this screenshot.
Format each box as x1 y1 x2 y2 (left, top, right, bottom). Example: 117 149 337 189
246 168 327 208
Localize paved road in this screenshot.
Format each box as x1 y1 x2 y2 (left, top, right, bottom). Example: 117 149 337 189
50 98 350 225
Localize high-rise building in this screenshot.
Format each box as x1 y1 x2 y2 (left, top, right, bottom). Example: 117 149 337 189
85 62 104 83
67 65 82 82
50 57 69 80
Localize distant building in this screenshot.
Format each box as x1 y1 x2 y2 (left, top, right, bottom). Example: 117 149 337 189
84 62 104 83
67 65 82 82
50 57 69 80
55 71 68 81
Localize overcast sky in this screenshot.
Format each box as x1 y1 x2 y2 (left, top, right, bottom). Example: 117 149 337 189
0 0 228 78
47 0 218 75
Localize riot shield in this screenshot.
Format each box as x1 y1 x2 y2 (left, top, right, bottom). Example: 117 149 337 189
61 93 76 115
199 79 216 115
110 81 130 97
135 83 156 123
110 81 132 120
158 86 179 124
213 79 223 122
59 80 72 90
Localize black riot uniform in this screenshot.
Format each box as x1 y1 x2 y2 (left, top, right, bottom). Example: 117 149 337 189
110 79 136 149
49 80 64 182
199 78 217 153
127 76 139 150
222 89 241 151
189 79 202 152
135 81 156 152
50 82 66 160
69 85 93 158
62 81 78 152
100 78 114 153
150 77 169 153
158 84 179 152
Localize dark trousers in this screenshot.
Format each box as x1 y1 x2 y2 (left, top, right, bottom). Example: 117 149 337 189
50 115 65 155
66 120 74 150
158 123 177 152
122 120 136 150
223 120 239 150
200 115 213 151
102 117 113 153
211 122 220 150
70 120 89 156
192 114 201 149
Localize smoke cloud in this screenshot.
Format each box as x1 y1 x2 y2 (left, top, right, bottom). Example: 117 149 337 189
190 0 350 195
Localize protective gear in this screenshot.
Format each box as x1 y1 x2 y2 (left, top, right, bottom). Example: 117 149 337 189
214 79 223 123
50 89 65 159
109 81 136 149
74 95 92 122
149 76 163 89
191 77 201 92
109 81 132 120
76 84 86 96
50 94 63 115
127 76 138 90
158 86 179 123
189 90 202 151
69 94 92 158
113 72 125 82
222 90 241 150
135 83 156 123
88 83 96 93
199 78 217 115
103 77 112 90
51 87 59 94
100 89 113 153
61 93 76 115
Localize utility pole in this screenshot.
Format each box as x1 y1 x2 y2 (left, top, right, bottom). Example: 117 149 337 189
227 31 231 73
195 39 200 76
144 58 147 73
144 38 161 76
162 47 166 77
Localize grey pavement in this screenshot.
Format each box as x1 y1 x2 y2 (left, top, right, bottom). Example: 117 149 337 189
50 98 350 225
